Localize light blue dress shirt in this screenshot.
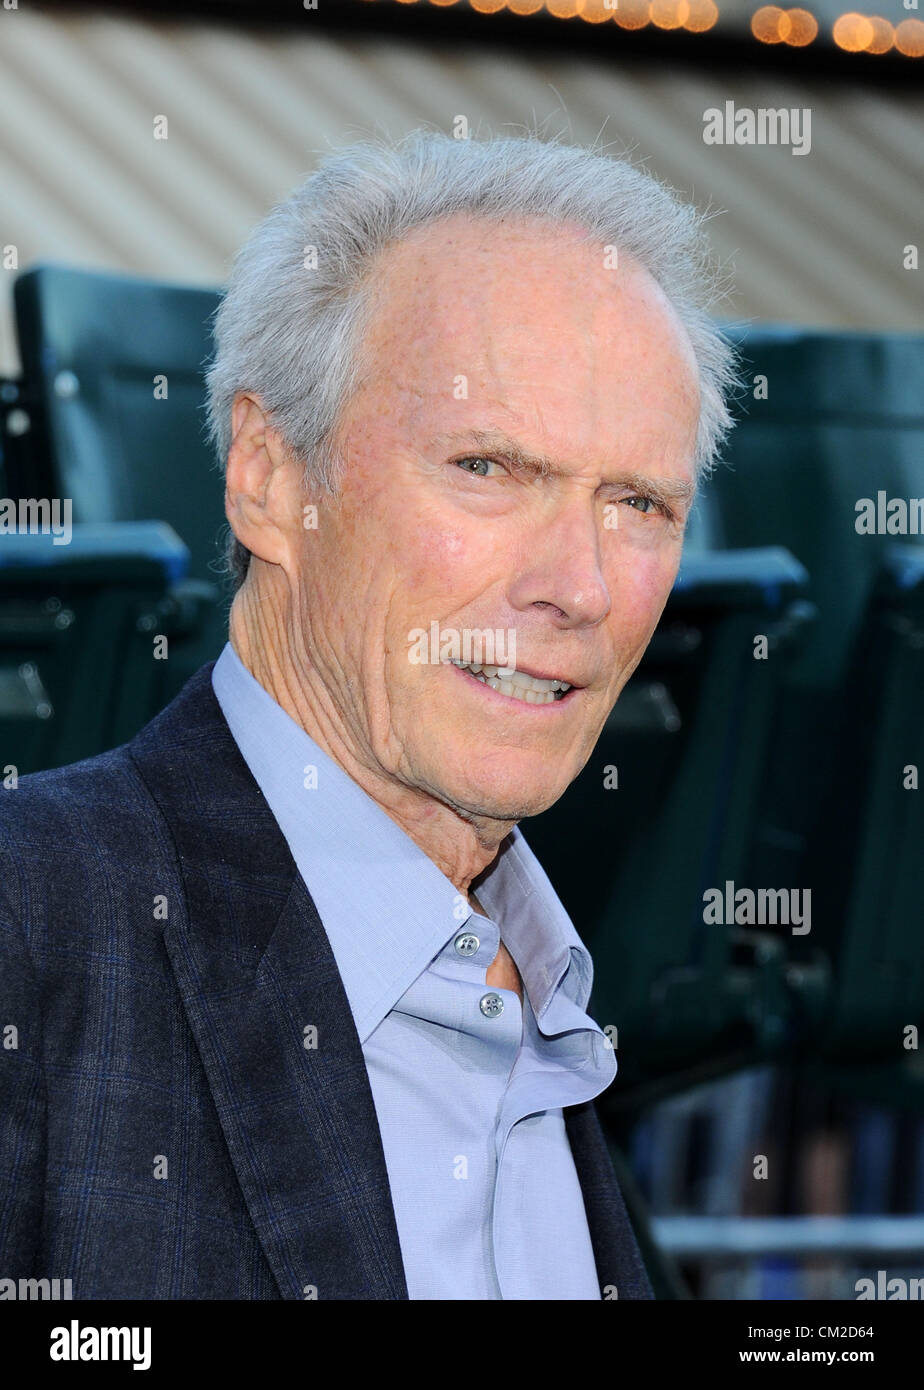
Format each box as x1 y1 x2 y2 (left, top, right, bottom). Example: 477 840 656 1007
211 641 617 1299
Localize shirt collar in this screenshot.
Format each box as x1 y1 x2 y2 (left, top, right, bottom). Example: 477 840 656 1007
211 642 595 1041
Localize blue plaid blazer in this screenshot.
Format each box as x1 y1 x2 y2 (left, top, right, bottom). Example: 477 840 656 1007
0 662 653 1300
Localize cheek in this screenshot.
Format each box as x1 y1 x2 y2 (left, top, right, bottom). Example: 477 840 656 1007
398 514 491 600
609 549 679 644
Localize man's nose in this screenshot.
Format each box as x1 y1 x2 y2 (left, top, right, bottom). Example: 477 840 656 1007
507 500 612 629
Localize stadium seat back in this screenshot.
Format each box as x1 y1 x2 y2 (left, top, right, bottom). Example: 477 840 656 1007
14 264 227 589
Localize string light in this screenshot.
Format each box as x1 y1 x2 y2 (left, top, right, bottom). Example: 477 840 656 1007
651 0 691 29
894 16 924 55
782 8 817 44
863 15 893 52
578 0 619 21
612 0 651 28
683 0 719 32
833 11 873 48
751 5 787 42
384 0 922 54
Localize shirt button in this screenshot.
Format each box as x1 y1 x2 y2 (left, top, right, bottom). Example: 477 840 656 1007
454 932 480 957
479 992 504 1019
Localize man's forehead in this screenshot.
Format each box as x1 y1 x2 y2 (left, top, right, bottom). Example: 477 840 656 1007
361 215 696 388
347 215 701 470
364 213 651 345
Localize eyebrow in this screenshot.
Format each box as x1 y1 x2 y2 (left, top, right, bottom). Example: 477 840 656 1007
431 428 698 510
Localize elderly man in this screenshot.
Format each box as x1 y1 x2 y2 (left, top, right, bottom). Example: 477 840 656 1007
0 132 736 1300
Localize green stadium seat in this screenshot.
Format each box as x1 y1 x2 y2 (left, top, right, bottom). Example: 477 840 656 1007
815 546 924 1062
0 522 211 775
13 263 229 684
708 325 924 895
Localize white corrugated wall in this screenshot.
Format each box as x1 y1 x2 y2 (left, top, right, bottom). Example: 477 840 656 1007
1 8 922 375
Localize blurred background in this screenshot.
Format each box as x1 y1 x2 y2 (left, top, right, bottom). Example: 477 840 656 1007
1 0 922 1300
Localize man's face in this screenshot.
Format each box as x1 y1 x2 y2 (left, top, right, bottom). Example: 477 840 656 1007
284 214 701 824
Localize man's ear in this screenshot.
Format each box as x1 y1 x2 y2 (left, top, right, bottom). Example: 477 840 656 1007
225 393 299 570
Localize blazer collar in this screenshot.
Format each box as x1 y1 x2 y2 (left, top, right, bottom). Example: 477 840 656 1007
128 661 409 1300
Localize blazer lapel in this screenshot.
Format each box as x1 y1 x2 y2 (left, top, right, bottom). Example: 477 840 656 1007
129 662 408 1300
565 1102 654 1299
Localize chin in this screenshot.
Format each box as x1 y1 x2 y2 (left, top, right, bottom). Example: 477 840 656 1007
441 767 569 826
407 728 576 823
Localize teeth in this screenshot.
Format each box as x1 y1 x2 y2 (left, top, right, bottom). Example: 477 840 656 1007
449 659 572 702
488 675 555 704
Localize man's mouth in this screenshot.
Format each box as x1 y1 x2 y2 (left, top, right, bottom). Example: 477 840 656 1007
446 658 573 706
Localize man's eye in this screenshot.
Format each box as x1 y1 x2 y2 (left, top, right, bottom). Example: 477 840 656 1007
455 456 504 478
623 494 659 515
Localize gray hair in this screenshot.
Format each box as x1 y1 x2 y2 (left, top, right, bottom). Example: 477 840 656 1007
205 128 741 590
